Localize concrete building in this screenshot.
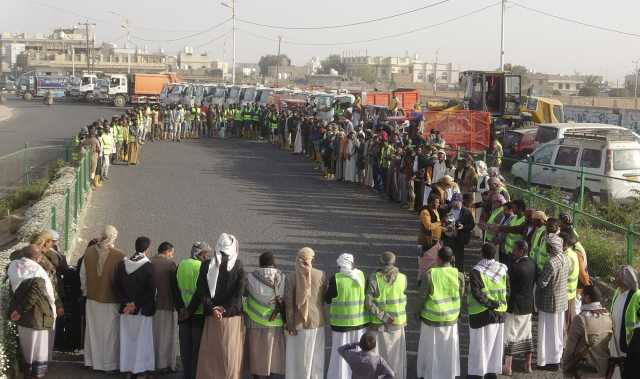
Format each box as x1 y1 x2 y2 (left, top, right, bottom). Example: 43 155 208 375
413 61 461 88
16 43 173 75
528 73 586 96
177 47 211 70
1 27 91 78
266 65 307 82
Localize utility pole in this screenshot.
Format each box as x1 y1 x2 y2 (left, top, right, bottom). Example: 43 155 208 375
110 12 131 74
78 21 95 73
232 0 236 85
499 0 506 71
275 36 282 87
71 47 75 77
634 59 639 99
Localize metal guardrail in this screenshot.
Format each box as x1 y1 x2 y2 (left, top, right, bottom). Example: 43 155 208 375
0 141 75 191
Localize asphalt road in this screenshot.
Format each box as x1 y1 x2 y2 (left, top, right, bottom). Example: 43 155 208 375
0 97 120 156
7 103 560 378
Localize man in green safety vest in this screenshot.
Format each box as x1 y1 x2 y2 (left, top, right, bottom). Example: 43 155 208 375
609 265 640 374
417 246 464 379
482 194 507 245
561 232 581 328
493 199 527 265
243 252 286 378
467 243 509 378
365 252 407 379
532 217 561 274
175 242 210 379
326 253 368 379
233 105 243 138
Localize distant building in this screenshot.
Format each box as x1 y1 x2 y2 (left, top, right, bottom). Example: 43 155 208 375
178 47 211 70
266 65 306 82
1 27 91 78
528 73 588 96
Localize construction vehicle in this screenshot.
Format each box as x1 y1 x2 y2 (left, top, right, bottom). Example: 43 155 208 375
521 96 564 125
364 88 419 115
459 70 522 130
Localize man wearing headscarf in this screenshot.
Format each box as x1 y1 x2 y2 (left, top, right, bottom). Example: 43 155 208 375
365 252 407 379
326 253 368 379
244 252 286 379
8 245 57 379
80 225 125 372
535 232 571 371
176 242 210 379
608 265 640 378
284 247 327 379
188 233 245 379
113 236 156 377
467 243 509 379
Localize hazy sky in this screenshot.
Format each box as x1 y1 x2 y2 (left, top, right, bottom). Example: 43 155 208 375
3 0 639 83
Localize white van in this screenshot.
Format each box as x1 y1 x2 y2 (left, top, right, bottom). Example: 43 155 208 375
511 128 640 201
535 122 640 147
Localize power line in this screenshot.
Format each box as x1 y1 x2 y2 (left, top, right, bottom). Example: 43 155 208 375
238 2 499 47
237 0 450 30
130 18 232 43
511 1 640 39
195 30 232 49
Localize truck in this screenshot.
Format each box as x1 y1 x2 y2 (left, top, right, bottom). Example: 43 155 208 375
364 88 419 115
67 73 98 100
18 74 67 100
97 73 180 107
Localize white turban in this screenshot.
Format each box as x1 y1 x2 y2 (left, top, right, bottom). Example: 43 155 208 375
337 253 363 287
207 233 239 299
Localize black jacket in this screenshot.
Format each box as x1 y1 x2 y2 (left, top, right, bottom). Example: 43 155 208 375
188 256 245 317
113 260 156 317
469 268 510 329
506 256 536 315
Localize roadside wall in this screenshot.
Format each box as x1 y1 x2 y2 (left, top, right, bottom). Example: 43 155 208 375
564 105 640 132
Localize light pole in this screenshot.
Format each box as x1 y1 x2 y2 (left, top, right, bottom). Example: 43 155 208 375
221 1 236 85
110 11 132 74
499 0 506 71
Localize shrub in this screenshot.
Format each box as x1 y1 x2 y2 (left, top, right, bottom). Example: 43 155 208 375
577 224 627 278
48 159 67 182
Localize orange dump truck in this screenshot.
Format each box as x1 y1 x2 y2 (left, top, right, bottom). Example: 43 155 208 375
364 88 419 115
106 73 181 107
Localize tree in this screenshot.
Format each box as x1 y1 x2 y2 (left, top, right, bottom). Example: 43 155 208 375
578 75 605 96
319 54 345 75
258 54 291 76
353 65 376 84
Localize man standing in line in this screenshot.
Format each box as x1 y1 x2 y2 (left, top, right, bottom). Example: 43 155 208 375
467 243 509 379
416 246 464 379
176 242 210 379
326 253 369 379
535 233 570 371
244 252 286 379
365 252 407 379
80 225 125 373
150 242 178 373
81 127 100 187
99 124 115 180
502 240 536 375
113 236 156 377
284 247 327 379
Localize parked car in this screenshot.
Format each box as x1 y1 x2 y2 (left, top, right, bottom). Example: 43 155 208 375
534 122 640 147
499 128 537 163
511 128 640 201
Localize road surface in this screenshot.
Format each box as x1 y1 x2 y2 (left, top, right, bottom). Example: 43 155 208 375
6 104 560 378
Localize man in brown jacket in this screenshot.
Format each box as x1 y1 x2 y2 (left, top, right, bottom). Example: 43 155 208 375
562 285 613 378
80 225 125 373
284 247 327 379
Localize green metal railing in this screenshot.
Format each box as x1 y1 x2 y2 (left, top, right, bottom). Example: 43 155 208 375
48 146 91 254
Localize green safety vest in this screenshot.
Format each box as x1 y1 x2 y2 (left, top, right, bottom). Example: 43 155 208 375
504 214 526 255
610 289 640 344
234 110 243 121
566 248 579 300
421 266 461 323
176 258 203 315
531 227 549 272
243 109 252 121
251 110 260 122
330 271 367 327
484 207 504 243
243 293 283 328
269 116 278 129
468 270 508 315
370 272 407 326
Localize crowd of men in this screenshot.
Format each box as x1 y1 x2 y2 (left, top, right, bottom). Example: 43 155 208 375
5 100 640 379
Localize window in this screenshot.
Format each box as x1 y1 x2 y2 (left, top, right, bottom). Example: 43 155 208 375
534 144 555 164
536 126 559 144
613 149 640 170
554 146 579 167
580 148 602 168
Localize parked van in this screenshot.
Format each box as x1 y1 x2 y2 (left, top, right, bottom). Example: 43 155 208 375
534 122 640 147
511 128 640 201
